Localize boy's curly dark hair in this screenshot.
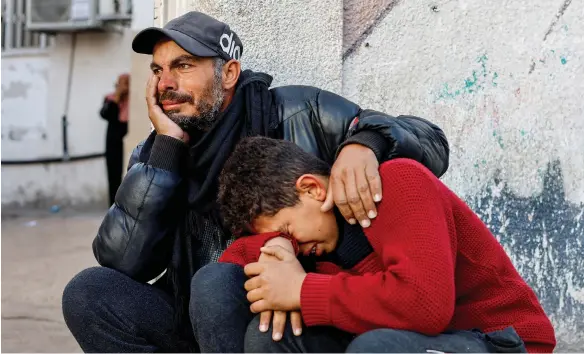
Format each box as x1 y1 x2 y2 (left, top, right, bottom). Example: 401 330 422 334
218 136 331 236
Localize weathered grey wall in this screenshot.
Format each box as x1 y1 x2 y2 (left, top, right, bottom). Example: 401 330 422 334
154 0 344 92
1 32 134 207
342 1 584 350
153 0 584 350
1 0 155 208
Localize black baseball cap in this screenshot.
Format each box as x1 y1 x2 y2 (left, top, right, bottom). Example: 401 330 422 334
132 11 243 61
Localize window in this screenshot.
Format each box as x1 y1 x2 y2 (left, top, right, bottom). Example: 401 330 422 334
1 0 51 52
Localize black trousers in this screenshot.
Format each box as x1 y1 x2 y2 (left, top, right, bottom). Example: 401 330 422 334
191 263 527 353
62 264 527 353
62 267 192 352
61 264 351 353
105 123 126 206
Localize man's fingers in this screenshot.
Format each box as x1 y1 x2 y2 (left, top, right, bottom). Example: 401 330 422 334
330 172 356 224
320 184 335 212
343 168 370 228
272 311 286 341
244 275 262 292
244 262 263 277
259 311 272 332
250 299 269 313
246 288 263 303
145 75 165 132
366 162 382 202
355 166 377 220
145 75 153 100
290 311 303 336
145 75 159 108
144 75 189 143
260 246 295 261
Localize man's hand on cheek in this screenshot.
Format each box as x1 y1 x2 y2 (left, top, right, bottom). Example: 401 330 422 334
146 74 189 143
321 144 382 228
244 245 306 313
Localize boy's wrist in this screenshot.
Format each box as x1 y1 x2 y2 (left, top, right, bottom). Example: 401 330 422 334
264 236 295 252
258 236 297 263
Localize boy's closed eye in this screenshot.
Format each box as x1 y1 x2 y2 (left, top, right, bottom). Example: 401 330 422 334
298 242 320 257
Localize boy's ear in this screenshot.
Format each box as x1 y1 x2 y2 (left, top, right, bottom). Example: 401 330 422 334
295 174 327 201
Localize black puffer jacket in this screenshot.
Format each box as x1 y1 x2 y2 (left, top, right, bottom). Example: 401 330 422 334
93 85 449 283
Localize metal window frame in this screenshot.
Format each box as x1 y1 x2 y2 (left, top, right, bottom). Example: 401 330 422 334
2 0 51 53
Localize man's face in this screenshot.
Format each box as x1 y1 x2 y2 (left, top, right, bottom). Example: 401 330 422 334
150 39 225 131
252 176 339 257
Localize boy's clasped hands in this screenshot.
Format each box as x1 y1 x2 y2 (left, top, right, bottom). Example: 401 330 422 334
244 240 307 341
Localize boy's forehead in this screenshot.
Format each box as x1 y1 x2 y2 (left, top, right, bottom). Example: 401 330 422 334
252 213 285 233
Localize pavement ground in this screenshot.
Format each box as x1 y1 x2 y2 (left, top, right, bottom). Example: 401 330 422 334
2 208 106 353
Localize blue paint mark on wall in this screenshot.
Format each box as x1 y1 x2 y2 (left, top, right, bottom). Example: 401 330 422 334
435 54 499 101
491 131 505 149
468 161 584 351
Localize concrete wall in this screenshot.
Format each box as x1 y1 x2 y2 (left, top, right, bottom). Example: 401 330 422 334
342 1 584 350
1 1 154 208
158 0 583 350
125 0 156 172
1 33 132 207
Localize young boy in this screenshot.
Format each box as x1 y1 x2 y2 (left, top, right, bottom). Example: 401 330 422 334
211 136 556 353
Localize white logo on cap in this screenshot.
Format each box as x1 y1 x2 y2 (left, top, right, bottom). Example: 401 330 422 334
219 31 241 60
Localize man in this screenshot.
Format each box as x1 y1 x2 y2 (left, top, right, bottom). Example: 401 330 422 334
62 11 450 352
191 136 555 353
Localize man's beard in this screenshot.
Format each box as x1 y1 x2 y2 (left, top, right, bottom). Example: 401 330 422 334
160 74 225 132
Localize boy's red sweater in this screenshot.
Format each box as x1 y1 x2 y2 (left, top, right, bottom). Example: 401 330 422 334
219 159 556 353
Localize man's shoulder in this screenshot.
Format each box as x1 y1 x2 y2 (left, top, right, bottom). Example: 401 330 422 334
270 85 322 104
270 85 355 104
270 85 359 121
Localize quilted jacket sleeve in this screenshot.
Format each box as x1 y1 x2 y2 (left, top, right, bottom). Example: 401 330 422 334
316 89 450 177
92 134 188 282
342 111 450 177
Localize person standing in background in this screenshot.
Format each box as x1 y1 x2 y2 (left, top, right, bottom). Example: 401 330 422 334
100 73 130 206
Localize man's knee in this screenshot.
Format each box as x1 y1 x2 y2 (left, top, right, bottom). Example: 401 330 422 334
189 263 245 322
190 262 244 302
347 329 417 353
62 267 119 328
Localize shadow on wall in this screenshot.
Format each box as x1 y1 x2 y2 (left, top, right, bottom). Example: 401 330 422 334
470 160 584 351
